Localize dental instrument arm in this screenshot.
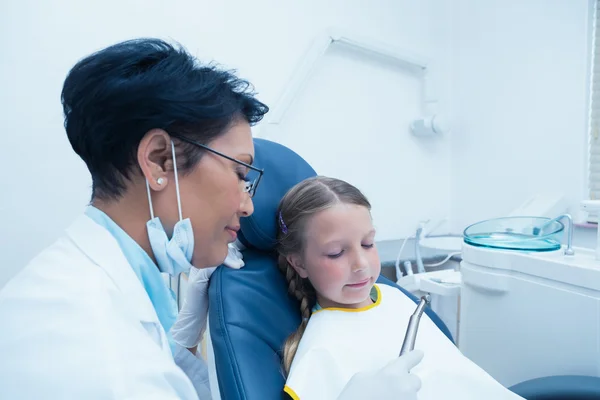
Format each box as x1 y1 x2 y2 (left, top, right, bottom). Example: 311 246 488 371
395 237 412 280
400 295 431 356
415 224 426 274
424 252 461 268
415 219 451 273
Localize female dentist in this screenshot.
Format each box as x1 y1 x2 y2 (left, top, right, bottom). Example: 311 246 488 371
0 38 423 399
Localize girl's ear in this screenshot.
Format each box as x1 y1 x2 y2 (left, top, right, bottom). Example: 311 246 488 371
286 254 308 279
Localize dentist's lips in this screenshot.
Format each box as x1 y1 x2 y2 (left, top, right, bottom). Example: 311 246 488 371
225 226 240 241
346 278 370 288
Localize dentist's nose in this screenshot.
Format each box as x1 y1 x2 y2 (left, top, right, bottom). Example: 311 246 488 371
239 193 254 217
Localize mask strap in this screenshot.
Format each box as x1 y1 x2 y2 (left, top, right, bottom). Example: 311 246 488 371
171 140 183 222
144 141 183 222
145 179 155 220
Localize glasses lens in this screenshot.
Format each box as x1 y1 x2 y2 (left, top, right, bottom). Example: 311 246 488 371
244 168 261 197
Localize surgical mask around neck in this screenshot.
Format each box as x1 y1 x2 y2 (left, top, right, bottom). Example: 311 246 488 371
145 140 194 276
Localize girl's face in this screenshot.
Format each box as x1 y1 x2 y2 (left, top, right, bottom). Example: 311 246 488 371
292 203 381 309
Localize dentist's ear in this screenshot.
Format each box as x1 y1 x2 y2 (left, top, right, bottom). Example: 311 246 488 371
286 254 308 278
138 129 172 191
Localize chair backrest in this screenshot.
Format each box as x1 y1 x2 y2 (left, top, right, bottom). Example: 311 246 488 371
208 138 453 400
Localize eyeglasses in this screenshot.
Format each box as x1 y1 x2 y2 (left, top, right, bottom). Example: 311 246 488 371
170 134 263 198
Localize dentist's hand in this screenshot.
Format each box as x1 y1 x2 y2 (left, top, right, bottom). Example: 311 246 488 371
337 350 424 400
171 242 245 350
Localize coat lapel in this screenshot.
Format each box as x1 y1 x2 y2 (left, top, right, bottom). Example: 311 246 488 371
65 214 160 324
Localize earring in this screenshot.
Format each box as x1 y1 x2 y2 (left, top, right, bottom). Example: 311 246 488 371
157 177 165 185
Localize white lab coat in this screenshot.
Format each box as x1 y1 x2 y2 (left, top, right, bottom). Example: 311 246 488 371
0 214 206 399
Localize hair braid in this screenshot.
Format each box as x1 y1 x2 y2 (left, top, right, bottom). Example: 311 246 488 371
278 254 314 376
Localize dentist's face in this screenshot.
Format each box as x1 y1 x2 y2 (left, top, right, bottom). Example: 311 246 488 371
149 120 255 269
183 121 255 268
295 203 381 309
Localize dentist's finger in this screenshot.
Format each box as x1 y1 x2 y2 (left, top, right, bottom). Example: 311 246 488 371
405 373 422 392
388 349 424 374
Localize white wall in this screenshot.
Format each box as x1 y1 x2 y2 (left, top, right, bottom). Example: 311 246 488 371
2 0 595 288
1 0 452 287
258 6 454 243
449 0 592 232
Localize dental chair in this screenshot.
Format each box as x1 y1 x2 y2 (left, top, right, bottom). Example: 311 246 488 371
206 138 453 400
508 376 600 400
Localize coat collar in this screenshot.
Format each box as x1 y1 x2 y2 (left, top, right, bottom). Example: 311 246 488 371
65 214 160 324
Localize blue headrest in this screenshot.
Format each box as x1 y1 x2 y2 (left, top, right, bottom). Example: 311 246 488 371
238 139 317 251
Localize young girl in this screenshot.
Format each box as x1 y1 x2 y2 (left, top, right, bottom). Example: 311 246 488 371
275 176 523 400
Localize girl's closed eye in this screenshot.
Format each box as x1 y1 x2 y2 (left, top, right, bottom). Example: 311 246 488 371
326 243 373 258
326 250 344 259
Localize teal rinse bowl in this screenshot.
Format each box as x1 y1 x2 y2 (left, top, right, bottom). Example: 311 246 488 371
463 216 564 252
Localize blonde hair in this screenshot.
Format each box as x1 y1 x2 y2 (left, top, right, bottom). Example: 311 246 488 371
275 176 371 376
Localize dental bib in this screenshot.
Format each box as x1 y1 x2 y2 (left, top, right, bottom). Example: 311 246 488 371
284 284 524 400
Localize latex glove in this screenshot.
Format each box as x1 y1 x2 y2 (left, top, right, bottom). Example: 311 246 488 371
223 240 245 269
337 350 424 400
171 241 245 348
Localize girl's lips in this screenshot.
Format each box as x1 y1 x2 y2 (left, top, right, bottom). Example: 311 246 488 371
346 278 370 288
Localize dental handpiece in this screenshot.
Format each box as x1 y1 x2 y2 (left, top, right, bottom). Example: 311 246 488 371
399 295 431 356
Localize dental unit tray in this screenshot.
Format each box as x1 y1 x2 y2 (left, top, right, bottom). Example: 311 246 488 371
397 269 461 297
463 216 564 252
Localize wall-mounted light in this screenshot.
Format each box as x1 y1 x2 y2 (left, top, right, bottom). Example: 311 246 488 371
263 28 449 138
410 114 451 136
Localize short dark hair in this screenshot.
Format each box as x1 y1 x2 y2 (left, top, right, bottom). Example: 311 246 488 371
61 38 269 200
